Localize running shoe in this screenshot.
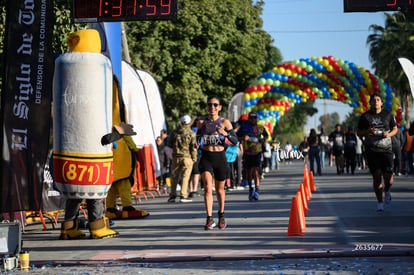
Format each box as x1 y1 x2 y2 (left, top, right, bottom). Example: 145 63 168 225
180 198 192 203
167 197 176 203
218 214 227 230
376 202 384 212
384 192 392 205
253 191 259 201
204 218 216 230
248 189 254 201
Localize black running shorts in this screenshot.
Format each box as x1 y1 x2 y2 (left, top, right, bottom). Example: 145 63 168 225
366 150 393 174
199 150 227 181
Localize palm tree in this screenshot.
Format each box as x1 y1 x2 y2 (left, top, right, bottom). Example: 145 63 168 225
367 12 414 125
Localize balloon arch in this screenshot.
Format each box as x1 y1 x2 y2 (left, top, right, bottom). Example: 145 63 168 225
242 56 404 136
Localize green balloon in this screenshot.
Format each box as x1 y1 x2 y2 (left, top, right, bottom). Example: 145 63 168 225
266 78 274 86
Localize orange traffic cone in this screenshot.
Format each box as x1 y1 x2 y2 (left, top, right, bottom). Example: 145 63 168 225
303 164 309 183
299 183 309 215
309 171 316 192
287 197 304 236
296 191 307 231
303 165 312 199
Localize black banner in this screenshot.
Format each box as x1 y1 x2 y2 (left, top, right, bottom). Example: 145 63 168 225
0 0 54 212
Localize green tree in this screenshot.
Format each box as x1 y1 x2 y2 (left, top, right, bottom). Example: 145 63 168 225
1 1 278 130
125 0 275 128
342 111 360 131
318 112 340 135
52 0 84 54
274 101 317 145
367 12 414 124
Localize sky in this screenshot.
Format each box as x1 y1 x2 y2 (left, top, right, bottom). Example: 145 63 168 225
259 0 387 130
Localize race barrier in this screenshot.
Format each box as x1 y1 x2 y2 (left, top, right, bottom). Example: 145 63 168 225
132 145 160 202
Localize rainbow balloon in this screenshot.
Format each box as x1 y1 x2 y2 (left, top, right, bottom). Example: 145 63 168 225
243 56 404 135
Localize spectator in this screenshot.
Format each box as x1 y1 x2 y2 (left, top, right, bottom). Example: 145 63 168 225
355 135 365 170
284 141 293 164
156 129 169 187
402 127 414 175
344 126 357 175
226 122 243 190
189 120 201 198
391 126 404 176
270 139 280 170
329 124 345 175
167 115 197 203
318 129 329 168
299 137 309 164
307 129 321 176
262 139 272 173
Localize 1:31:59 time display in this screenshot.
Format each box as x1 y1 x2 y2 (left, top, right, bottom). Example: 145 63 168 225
73 0 178 22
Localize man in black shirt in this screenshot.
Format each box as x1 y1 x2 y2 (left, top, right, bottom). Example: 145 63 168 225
357 93 397 212
329 124 345 175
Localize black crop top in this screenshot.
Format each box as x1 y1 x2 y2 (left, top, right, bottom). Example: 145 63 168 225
198 117 224 147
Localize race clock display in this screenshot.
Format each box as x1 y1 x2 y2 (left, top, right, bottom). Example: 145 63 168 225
73 0 178 22
344 0 414 12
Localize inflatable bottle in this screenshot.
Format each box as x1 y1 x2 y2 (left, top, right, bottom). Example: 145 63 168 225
52 29 113 199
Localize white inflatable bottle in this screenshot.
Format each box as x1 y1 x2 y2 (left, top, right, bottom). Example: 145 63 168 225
52 29 113 199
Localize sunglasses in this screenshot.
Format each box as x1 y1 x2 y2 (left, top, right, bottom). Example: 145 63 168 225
207 103 219 108
249 116 257 119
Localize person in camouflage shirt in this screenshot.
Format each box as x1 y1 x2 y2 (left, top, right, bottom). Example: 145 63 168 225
167 115 197 203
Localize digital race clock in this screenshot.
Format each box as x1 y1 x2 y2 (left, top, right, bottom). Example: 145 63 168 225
72 0 178 22
344 0 414 12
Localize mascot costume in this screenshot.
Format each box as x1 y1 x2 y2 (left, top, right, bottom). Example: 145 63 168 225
105 77 149 220
53 29 120 239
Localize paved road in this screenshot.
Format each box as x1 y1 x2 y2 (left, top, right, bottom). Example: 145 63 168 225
16 160 414 274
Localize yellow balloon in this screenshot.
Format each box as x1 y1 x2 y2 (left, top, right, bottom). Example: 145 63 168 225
244 93 251 101
251 92 257 99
